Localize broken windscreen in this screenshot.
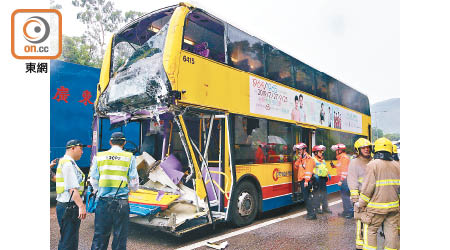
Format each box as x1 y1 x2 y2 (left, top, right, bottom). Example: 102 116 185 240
97 7 175 114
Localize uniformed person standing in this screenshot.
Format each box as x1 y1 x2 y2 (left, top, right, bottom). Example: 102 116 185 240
293 143 314 218
50 158 59 182
347 138 372 250
356 138 400 250
331 143 352 218
55 139 87 250
392 144 400 162
308 145 332 215
90 132 139 250
292 143 302 199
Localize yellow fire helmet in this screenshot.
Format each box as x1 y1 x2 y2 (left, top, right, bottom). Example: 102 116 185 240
354 138 371 152
373 137 393 154
393 144 398 154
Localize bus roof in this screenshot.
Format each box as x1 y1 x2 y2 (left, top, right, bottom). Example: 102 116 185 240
183 2 369 99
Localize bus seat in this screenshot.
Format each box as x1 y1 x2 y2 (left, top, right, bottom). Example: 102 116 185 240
160 154 184 184
194 42 210 58
200 49 210 58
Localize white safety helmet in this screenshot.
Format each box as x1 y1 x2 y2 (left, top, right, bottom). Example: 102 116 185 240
331 144 346 152
293 143 307 151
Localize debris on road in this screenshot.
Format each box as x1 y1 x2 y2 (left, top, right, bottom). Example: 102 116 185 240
206 241 228 249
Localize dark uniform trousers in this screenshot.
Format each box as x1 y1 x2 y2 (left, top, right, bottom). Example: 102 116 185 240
315 176 329 210
91 197 130 250
340 179 353 215
56 202 81 250
300 179 314 215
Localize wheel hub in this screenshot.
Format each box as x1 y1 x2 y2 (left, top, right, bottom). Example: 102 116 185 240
237 191 253 216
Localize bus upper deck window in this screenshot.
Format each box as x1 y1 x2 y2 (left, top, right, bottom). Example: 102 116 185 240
315 72 329 100
328 80 341 105
227 25 265 77
265 46 294 87
293 60 316 96
183 11 225 63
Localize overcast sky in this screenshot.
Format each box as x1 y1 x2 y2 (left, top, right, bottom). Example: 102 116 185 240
57 0 399 105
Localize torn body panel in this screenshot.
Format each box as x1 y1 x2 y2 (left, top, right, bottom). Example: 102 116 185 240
98 111 230 236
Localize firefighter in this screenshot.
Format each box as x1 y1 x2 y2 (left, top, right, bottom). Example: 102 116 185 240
355 138 400 250
293 143 314 218
331 143 352 219
392 144 400 162
90 132 139 250
55 139 87 250
347 138 372 250
292 144 302 198
307 145 332 215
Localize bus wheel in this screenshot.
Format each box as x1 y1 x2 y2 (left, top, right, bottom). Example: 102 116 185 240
230 181 259 227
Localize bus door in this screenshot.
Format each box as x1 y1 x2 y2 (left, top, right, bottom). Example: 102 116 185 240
292 125 314 202
199 114 228 215
182 113 229 220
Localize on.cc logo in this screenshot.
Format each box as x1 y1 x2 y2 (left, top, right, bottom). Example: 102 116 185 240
11 9 62 59
23 16 50 44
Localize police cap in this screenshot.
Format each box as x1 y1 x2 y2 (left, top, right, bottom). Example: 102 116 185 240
110 132 126 141
66 139 86 149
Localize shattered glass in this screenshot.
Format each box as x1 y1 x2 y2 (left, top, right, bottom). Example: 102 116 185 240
97 12 173 114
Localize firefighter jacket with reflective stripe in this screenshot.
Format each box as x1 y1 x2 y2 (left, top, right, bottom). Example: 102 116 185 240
358 159 400 214
336 153 350 181
294 152 312 181
313 156 328 177
55 158 85 195
347 156 371 202
304 155 316 183
96 151 132 188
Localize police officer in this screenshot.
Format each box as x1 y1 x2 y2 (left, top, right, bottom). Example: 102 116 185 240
55 139 87 250
347 138 372 250
356 138 400 250
90 132 139 250
309 145 332 215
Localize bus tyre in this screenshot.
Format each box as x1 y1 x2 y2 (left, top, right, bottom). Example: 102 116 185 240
230 181 259 227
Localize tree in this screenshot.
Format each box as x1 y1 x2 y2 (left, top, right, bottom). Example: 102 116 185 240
72 0 123 59
372 127 384 141
124 10 145 23
384 133 400 141
71 1 145 67
50 0 62 10
60 35 101 67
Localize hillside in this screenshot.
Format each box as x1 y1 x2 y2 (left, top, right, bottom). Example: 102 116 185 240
370 98 400 134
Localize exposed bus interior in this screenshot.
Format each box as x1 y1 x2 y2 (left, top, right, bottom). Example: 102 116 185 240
95 109 228 235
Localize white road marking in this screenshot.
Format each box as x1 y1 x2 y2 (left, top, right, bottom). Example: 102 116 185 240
177 200 342 250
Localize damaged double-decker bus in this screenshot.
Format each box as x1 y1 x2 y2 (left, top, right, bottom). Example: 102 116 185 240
91 2 371 236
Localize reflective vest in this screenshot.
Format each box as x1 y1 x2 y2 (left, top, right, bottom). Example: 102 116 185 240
295 154 310 181
96 151 132 188
313 157 328 177
55 158 85 195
